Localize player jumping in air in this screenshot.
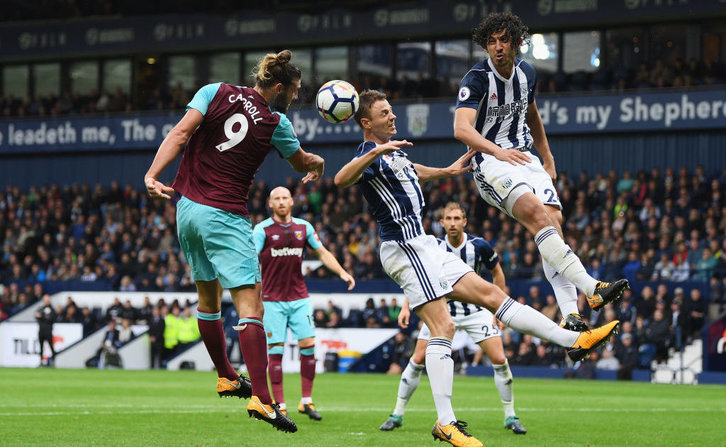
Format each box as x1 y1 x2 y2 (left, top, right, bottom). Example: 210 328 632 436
335 89 619 447
453 12 629 332
380 202 526 435
145 50 325 434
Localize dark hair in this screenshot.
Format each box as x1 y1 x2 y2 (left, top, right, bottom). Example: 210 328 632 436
254 49 301 89
353 89 387 127
472 12 529 55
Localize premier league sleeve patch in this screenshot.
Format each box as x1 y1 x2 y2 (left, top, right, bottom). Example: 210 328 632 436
458 86 471 101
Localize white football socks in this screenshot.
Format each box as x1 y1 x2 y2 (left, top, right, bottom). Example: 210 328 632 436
493 360 516 419
535 226 597 297
495 297 579 347
393 360 424 416
542 259 579 316
426 337 456 425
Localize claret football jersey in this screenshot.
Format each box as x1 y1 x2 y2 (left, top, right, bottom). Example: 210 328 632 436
253 217 322 302
173 82 300 217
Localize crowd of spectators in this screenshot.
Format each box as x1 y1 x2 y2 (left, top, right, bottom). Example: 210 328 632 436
1 165 725 371
3 55 725 121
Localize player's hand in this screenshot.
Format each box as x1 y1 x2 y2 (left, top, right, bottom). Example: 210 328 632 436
340 271 356 290
302 156 325 183
145 177 175 200
494 317 505 331
542 158 557 182
398 305 411 329
376 139 413 156
446 149 476 176
493 147 531 166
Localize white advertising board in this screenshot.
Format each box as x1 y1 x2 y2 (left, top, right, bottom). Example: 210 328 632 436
0 322 83 367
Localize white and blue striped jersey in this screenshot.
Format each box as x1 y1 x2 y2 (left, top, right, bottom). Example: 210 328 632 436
355 141 425 242
438 233 499 317
456 58 536 167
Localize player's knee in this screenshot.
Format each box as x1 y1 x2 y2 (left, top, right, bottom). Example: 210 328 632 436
490 352 507 365
300 345 315 357
431 320 455 339
412 350 426 365
268 344 284 356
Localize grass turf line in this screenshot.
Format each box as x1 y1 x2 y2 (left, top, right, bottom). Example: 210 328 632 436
1 368 725 446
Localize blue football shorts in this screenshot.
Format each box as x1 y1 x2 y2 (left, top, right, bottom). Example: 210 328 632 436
262 298 315 344
176 196 261 289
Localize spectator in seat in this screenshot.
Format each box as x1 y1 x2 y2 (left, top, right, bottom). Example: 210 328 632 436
615 333 639 380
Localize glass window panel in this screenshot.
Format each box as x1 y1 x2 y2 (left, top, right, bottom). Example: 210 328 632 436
70 61 99 95
520 32 559 74
168 55 195 90
210 52 240 84
314 47 348 84
563 31 601 73
648 24 687 66
103 59 131 94
358 44 393 89
396 41 431 80
3 65 29 98
435 40 470 90
33 63 60 97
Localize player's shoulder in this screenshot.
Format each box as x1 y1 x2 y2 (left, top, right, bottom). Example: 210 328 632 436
356 141 377 156
291 216 313 228
467 233 492 248
254 217 275 230
515 58 536 77
462 60 492 78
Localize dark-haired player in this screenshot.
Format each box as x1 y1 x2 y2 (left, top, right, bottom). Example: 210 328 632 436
335 89 619 447
144 49 324 433
453 12 629 332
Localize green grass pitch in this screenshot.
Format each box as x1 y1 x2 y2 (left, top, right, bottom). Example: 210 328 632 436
2 367 724 446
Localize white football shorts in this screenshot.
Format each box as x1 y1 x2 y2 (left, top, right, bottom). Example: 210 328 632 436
472 150 562 217
418 307 501 344
379 234 473 309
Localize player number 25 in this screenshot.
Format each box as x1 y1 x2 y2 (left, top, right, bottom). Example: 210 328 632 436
216 113 249 152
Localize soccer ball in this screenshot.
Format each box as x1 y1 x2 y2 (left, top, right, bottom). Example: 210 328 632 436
315 80 359 124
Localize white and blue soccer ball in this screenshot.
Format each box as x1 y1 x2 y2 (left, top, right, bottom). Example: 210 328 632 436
315 80 359 124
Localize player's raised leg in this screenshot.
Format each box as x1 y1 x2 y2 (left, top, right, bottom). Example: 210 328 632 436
380 338 427 431
510 191 629 310
541 206 590 331
478 337 526 434
195 280 252 399
449 272 619 362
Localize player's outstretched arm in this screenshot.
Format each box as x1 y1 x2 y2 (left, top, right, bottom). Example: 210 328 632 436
453 107 531 166
412 149 476 183
144 108 204 199
334 140 413 188
287 148 325 183
313 246 355 290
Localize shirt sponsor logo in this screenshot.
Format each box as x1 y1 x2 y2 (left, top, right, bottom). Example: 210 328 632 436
270 247 303 257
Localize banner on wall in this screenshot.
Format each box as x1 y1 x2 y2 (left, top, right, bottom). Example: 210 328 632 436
0 322 83 367
281 327 397 374
1 89 724 155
